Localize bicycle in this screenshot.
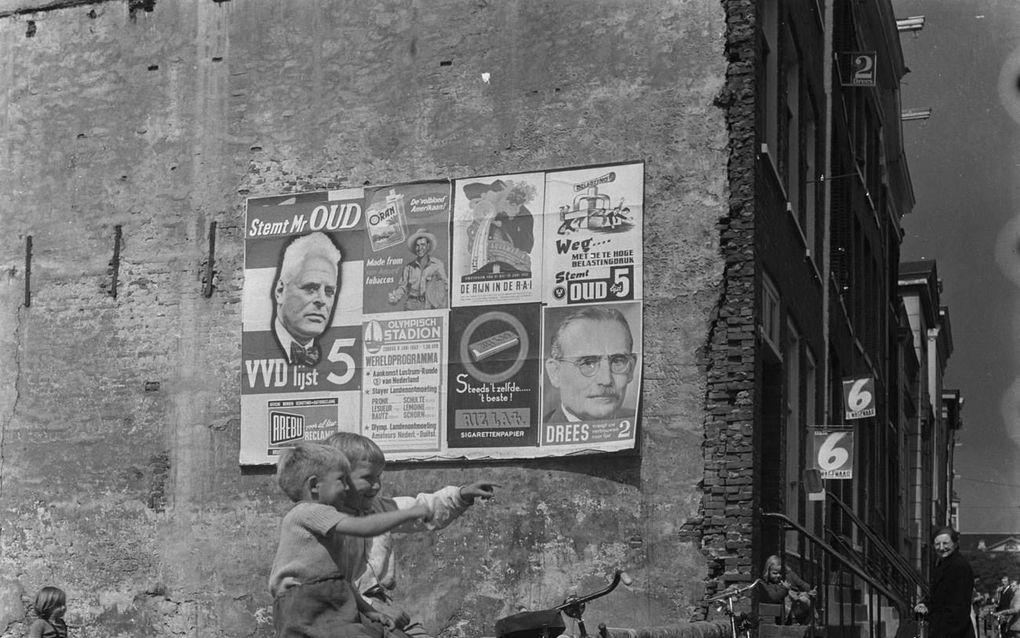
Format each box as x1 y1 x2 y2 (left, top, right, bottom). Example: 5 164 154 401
705 579 763 638
911 610 929 638
494 570 633 638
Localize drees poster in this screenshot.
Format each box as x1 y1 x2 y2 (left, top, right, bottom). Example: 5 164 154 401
543 163 644 306
451 173 545 306
540 301 641 453
240 189 365 464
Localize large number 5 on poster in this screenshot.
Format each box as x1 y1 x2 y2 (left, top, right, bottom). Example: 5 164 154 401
612 267 631 298
327 338 357 385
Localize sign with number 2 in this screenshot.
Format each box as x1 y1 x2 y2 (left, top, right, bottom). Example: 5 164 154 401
840 51 877 87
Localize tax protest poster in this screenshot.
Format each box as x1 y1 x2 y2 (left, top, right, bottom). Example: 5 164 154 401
240 161 645 464
543 163 643 306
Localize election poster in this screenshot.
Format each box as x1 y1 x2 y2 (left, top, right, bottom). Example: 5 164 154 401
239 161 645 464
540 301 641 453
842 376 876 420
451 173 544 306
812 428 855 479
240 189 366 464
543 163 643 306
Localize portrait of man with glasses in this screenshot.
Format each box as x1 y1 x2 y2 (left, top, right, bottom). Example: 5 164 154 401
543 305 639 424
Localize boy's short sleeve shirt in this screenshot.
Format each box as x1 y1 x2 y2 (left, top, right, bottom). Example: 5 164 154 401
269 502 368 596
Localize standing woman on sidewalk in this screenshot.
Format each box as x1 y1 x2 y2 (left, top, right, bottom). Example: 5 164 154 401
915 527 976 638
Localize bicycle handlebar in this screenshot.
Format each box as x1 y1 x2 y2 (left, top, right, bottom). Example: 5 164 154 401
556 570 631 611
705 579 763 603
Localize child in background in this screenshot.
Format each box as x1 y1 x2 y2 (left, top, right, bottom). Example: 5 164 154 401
28 586 67 638
269 441 432 638
325 432 498 638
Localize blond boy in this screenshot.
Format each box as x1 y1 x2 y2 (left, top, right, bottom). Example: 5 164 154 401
269 441 432 638
325 432 497 637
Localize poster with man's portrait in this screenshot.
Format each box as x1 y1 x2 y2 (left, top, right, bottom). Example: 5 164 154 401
240 189 366 464
239 161 644 465
540 301 642 451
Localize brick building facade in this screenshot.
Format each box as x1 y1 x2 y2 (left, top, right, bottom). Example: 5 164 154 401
0 1 947 637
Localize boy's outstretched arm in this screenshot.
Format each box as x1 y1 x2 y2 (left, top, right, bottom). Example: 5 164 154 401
387 482 498 532
336 503 431 537
458 481 499 503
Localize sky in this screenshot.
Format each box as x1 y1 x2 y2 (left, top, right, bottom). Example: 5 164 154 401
895 0 1020 533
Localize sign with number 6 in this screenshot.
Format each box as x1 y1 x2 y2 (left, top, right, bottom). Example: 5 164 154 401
812 430 854 479
842 377 876 420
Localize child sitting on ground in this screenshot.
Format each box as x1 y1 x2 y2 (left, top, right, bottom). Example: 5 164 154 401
28 586 68 638
325 432 498 638
269 441 432 638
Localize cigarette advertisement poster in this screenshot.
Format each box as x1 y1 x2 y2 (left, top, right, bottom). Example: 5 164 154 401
363 182 451 315
447 304 542 450
240 161 644 464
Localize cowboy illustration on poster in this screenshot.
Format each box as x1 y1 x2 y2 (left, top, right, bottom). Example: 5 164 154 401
387 227 449 311
362 181 451 315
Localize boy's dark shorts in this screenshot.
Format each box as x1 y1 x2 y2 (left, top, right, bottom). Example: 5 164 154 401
274 573 389 638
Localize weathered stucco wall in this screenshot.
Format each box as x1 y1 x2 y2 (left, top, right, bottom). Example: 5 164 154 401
0 1 729 636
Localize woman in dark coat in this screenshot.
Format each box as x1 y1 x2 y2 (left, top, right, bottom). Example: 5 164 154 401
916 527 976 638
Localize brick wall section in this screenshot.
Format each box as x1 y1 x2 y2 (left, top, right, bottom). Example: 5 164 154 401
0 1 730 637
695 0 757 616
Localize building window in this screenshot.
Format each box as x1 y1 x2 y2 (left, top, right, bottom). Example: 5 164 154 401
784 26 802 217
785 319 802 541
804 348 819 534
762 273 781 354
804 96 819 257
762 0 779 158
